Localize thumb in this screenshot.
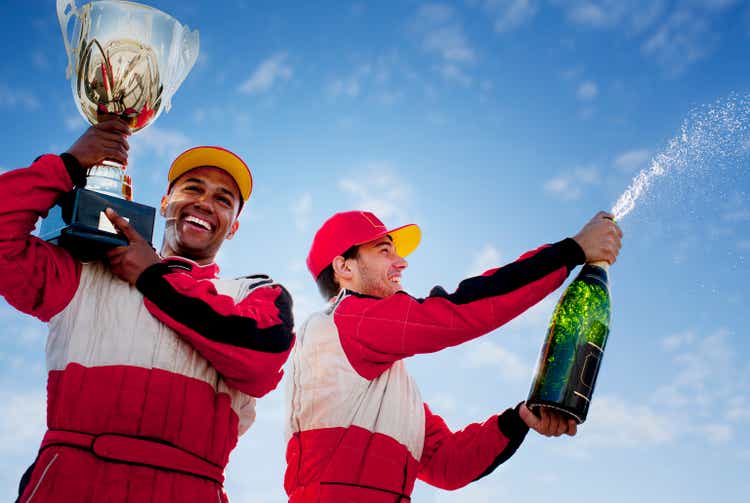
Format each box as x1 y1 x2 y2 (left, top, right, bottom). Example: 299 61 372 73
105 208 141 242
518 403 540 429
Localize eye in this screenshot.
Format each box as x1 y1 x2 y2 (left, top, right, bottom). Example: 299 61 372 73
217 196 232 207
184 185 200 193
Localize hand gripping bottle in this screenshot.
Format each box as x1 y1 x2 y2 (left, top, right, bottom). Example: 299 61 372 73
526 261 611 423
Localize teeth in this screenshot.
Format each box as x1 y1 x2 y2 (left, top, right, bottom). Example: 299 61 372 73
185 215 211 230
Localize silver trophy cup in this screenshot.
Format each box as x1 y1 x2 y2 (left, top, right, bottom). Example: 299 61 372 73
41 0 199 260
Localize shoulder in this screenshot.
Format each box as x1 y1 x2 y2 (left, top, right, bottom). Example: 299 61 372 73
335 290 421 317
234 274 293 308
235 273 276 292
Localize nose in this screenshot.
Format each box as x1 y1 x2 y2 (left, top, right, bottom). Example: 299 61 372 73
394 256 408 270
192 192 212 211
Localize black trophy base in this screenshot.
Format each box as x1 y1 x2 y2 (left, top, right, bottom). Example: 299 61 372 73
40 188 156 262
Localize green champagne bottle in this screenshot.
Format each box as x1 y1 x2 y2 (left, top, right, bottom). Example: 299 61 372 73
526 261 611 424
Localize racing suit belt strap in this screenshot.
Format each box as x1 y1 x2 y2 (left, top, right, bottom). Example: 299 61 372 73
40 429 225 484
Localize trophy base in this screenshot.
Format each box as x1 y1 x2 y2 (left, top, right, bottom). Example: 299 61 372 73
40 188 156 262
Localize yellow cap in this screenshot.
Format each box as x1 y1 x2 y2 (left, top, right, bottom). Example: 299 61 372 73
168 146 252 202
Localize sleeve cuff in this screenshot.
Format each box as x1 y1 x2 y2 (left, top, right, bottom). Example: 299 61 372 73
135 262 171 298
555 237 586 272
498 404 530 440
59 153 87 188
473 405 530 482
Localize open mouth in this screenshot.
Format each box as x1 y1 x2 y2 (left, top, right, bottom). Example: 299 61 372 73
183 214 213 232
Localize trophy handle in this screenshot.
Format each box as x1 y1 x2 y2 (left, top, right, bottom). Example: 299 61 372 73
56 0 79 79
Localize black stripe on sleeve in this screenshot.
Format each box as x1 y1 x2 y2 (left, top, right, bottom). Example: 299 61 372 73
59 153 87 188
136 263 294 353
426 238 584 306
474 404 530 482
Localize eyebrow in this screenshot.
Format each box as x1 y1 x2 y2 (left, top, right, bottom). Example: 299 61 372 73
183 177 237 201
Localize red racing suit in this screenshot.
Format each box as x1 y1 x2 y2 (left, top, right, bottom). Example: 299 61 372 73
285 237 585 501
0 155 295 502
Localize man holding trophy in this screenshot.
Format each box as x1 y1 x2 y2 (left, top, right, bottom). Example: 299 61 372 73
0 1 295 502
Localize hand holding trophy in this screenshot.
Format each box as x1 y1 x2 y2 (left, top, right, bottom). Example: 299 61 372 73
41 0 199 261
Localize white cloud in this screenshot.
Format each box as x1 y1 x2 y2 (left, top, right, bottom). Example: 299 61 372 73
701 423 733 444
328 65 372 99
481 0 539 33
415 4 454 27
337 164 413 222
641 10 716 75
661 329 696 351
726 397 750 422
414 4 477 85
291 192 313 231
614 148 651 172
544 165 600 201
422 25 476 64
553 1 666 33
65 114 86 132
722 209 750 222
0 390 46 456
426 392 458 414
436 63 472 86
0 83 40 110
654 329 746 422
130 125 191 160
238 52 293 95
576 395 675 449
551 1 736 73
463 340 530 380
467 244 502 277
576 80 599 101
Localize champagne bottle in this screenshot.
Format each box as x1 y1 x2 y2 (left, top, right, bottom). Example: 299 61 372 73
526 261 611 424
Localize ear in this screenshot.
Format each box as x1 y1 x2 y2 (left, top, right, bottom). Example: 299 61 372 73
159 195 169 217
225 219 240 240
331 255 354 282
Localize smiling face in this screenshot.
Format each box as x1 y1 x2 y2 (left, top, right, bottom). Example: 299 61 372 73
160 166 241 264
336 236 408 298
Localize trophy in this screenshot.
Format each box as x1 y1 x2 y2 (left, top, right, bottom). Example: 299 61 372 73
40 0 199 261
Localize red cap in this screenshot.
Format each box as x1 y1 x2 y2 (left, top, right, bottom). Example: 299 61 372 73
307 211 421 279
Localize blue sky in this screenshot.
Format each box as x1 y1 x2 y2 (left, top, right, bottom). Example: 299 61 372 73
1 0 749 501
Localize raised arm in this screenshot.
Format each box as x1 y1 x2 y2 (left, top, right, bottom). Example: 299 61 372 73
335 238 585 379
0 122 129 321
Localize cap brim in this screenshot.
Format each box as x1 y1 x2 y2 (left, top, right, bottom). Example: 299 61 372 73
169 146 252 202
386 223 421 258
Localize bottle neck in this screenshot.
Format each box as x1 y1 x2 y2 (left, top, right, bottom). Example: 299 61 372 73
589 260 610 270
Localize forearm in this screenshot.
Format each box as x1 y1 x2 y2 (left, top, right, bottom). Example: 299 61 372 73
0 155 81 320
136 263 295 396
418 405 529 490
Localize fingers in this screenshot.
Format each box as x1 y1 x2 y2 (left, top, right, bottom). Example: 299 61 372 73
94 118 131 136
105 208 142 243
518 403 541 429
538 407 553 433
566 419 578 437
533 408 577 437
